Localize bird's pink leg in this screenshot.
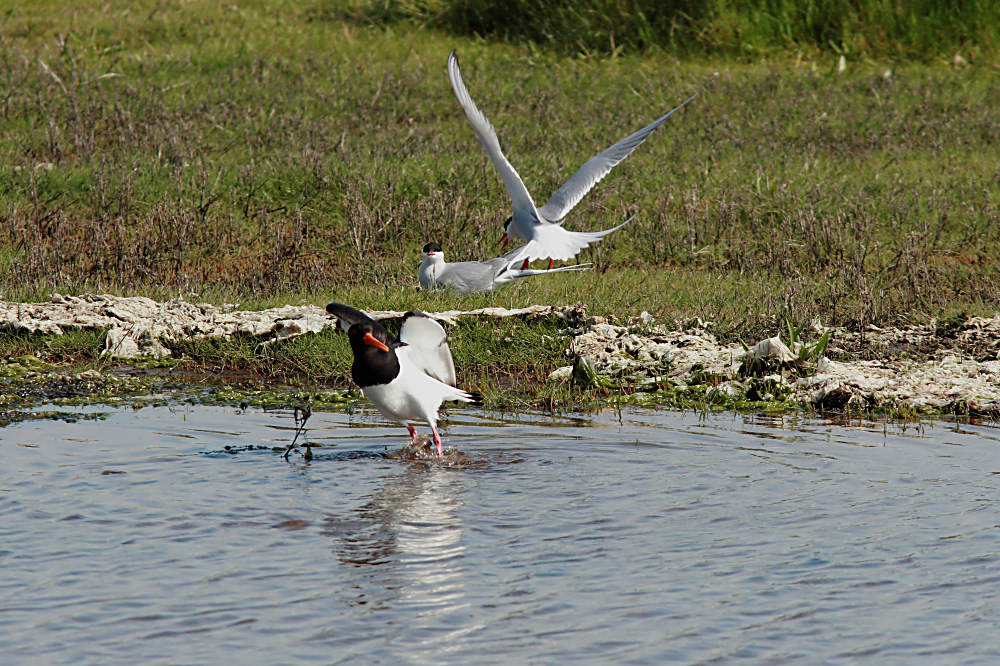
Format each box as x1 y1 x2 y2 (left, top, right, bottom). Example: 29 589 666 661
406 425 418 443
431 426 443 457
547 258 554 270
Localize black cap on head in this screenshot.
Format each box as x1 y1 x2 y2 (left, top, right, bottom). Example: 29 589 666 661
423 242 442 253
503 216 512 232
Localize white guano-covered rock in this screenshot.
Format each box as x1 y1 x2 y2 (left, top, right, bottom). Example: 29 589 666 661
1 294 583 359
556 311 1000 416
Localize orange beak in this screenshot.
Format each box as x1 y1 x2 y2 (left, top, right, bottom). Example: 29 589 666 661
362 332 389 352
500 232 509 251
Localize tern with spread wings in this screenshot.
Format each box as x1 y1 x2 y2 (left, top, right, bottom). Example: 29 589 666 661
447 50 696 268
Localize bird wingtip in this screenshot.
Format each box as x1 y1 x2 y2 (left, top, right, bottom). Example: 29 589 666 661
325 302 379 333
325 301 348 316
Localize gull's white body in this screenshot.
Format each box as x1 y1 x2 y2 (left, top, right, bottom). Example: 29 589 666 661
362 344 473 433
419 246 590 293
447 50 696 262
327 303 477 455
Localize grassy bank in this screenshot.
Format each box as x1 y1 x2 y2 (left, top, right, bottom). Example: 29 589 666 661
0 313 583 420
340 0 1000 60
2 0 999 348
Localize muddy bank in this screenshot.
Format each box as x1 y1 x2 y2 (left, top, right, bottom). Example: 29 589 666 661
3 294 999 417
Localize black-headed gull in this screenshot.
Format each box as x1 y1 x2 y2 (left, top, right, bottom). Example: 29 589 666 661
326 302 481 456
447 50 696 268
418 242 591 293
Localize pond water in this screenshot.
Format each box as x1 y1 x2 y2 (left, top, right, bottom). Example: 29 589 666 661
2 404 999 664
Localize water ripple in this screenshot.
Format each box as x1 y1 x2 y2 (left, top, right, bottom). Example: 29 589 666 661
1 405 999 663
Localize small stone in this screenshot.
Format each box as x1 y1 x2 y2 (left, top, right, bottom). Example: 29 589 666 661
139 337 171 359
744 337 796 363
103 327 141 358
548 366 572 382
714 381 743 398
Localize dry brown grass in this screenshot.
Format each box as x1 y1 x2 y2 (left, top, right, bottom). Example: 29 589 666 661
1 3 999 342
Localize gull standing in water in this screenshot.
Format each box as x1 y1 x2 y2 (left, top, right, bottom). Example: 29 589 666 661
418 242 591 294
324 302 481 457
447 50 697 268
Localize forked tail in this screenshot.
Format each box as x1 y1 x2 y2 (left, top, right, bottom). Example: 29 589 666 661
512 263 592 278
519 215 635 263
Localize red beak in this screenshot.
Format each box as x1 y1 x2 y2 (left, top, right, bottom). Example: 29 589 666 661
500 233 509 251
362 332 389 352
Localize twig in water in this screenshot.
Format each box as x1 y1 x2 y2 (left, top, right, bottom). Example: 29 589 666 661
282 405 312 460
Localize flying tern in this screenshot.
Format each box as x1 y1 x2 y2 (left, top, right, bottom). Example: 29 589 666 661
419 242 591 293
447 50 696 268
325 302 481 456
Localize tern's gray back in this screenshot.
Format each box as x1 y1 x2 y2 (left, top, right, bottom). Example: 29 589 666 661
436 258 510 293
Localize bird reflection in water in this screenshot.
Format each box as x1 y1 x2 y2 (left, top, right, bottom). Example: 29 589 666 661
320 455 470 618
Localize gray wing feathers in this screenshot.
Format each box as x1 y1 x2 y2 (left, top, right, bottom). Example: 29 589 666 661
537 92 699 222
427 249 587 293
439 260 506 293
448 51 539 215
399 312 458 386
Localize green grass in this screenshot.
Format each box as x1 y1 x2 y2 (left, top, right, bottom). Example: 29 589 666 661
1 0 999 347
0 328 106 366
338 0 1000 60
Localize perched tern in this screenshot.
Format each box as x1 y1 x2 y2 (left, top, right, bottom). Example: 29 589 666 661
447 50 696 267
419 242 591 293
325 302 481 456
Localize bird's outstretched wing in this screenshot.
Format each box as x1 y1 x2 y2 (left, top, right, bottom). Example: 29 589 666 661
399 311 457 386
326 302 396 346
448 51 540 219
537 92 698 223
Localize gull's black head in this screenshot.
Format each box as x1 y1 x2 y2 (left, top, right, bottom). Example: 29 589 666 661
345 320 391 353
503 216 512 232
423 242 443 254
344 320 399 387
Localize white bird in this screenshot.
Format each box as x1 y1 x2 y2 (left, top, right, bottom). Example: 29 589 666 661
447 50 697 268
418 242 591 293
326 302 481 456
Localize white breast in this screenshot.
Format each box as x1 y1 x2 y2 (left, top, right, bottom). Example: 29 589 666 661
362 351 465 427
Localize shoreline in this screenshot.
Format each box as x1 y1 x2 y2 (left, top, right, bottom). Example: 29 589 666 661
2 294 999 421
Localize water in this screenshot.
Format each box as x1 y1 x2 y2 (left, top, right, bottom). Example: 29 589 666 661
2 404 999 664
